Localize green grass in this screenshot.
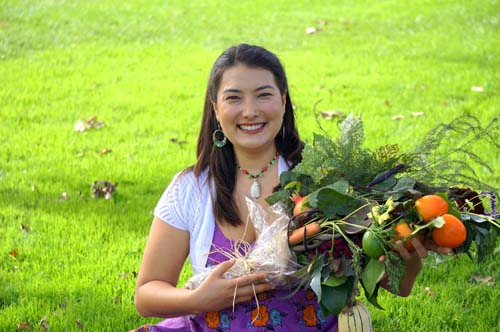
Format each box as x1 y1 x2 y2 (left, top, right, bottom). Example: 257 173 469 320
1 0 499 331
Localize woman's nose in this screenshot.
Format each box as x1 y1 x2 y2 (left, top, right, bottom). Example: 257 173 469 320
242 98 258 117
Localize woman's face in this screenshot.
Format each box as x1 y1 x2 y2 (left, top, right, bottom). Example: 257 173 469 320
213 64 286 154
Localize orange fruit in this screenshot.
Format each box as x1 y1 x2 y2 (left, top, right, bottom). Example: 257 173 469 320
393 221 422 251
431 214 467 248
415 195 449 223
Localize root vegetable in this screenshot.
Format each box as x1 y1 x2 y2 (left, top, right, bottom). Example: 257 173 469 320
288 222 321 245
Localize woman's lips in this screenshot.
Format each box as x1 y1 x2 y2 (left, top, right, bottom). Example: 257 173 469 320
238 123 265 132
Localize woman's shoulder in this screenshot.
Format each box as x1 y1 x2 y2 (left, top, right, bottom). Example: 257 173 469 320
154 167 211 230
170 167 210 193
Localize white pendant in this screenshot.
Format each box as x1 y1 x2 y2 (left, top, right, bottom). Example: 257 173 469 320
250 179 261 199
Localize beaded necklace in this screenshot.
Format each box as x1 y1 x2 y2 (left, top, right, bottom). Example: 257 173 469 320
236 152 279 199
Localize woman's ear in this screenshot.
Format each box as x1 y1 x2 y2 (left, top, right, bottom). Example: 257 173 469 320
211 101 219 120
281 90 287 107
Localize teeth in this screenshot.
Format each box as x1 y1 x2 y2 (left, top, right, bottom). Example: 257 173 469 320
239 123 264 131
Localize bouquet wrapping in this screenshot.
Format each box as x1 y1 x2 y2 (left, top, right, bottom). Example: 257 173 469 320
185 196 298 290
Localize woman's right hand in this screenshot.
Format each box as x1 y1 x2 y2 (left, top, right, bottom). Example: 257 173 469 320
192 259 275 313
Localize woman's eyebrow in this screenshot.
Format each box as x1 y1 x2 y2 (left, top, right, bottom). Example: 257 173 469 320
222 88 242 94
255 85 275 92
222 85 275 94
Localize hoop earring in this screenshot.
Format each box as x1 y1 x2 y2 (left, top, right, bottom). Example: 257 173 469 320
212 124 227 148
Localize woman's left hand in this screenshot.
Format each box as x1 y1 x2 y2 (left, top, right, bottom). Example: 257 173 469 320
379 237 452 296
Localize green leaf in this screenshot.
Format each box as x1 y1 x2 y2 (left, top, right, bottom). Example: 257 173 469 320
323 274 348 287
265 189 291 207
331 180 350 194
373 176 397 192
365 283 384 310
320 277 353 316
360 258 385 297
393 176 417 192
310 187 362 218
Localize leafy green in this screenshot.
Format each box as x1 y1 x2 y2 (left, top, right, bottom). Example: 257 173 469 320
295 114 401 188
320 277 354 316
360 258 386 297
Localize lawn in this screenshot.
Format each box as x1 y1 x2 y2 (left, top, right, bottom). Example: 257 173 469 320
1 0 499 331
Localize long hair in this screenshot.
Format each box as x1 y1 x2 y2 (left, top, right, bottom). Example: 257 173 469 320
194 43 303 226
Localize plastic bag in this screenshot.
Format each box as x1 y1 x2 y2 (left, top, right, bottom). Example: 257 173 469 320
185 196 298 289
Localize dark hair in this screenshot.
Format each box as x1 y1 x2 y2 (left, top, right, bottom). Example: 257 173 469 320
194 43 303 226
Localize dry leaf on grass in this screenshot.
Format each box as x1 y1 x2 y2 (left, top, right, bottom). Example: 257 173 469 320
39 317 49 331
392 114 405 121
75 319 84 330
74 116 105 132
92 180 117 200
17 321 33 330
411 112 425 117
170 137 188 148
99 148 112 155
305 27 319 34
471 86 484 92
320 110 345 120
424 286 435 297
9 248 18 257
471 275 494 286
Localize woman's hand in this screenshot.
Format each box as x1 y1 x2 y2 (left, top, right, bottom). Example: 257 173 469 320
380 237 452 296
193 259 274 313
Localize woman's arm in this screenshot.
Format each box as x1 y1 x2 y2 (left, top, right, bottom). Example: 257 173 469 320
134 217 273 318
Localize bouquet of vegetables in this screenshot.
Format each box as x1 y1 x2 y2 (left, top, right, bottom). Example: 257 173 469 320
266 113 500 329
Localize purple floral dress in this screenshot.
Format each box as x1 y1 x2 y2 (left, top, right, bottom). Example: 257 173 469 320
134 224 338 332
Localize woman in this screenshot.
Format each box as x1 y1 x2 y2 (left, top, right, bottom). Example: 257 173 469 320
133 43 439 332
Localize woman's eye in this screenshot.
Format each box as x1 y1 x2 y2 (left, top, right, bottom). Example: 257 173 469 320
258 93 272 98
225 95 240 101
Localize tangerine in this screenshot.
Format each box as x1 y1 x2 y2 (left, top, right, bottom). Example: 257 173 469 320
415 195 449 223
431 214 467 248
392 221 422 251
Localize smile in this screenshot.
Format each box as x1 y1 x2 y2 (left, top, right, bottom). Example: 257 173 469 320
238 123 265 131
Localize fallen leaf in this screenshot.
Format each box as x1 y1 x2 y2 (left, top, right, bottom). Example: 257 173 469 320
31 185 36 192
471 86 484 92
423 286 435 297
20 224 30 232
120 271 136 279
85 116 105 129
320 110 345 120
39 317 49 331
92 180 117 200
17 321 33 330
74 116 105 132
9 248 18 257
385 100 392 107
75 319 84 330
471 275 494 286
392 115 405 121
59 192 70 201
305 26 319 34
99 148 112 155
411 112 425 117
169 138 188 148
